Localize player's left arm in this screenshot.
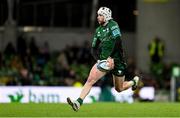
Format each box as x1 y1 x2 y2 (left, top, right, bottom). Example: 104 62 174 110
106 25 122 68
109 25 122 58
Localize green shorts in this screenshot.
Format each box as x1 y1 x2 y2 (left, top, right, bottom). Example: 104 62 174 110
110 60 127 77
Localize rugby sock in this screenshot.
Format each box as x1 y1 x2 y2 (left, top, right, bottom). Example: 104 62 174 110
77 98 83 106
132 79 136 86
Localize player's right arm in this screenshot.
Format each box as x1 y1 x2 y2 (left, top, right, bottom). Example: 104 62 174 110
91 28 100 60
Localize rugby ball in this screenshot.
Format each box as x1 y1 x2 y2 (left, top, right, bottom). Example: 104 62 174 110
97 60 111 72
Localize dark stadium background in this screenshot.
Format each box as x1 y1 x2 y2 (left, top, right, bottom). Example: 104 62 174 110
0 0 180 105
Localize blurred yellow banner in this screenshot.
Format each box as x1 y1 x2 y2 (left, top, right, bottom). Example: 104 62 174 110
144 0 170 3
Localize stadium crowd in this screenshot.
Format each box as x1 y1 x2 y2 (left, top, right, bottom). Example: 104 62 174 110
0 34 94 86
0 34 173 91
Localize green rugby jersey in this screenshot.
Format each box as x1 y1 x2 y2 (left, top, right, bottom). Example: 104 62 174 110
92 19 124 61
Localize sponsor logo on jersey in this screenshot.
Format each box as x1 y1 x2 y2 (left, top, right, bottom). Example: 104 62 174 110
112 29 120 37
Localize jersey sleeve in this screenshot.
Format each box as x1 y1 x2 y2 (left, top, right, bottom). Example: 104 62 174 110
92 28 99 48
110 24 121 39
91 28 100 60
109 22 122 57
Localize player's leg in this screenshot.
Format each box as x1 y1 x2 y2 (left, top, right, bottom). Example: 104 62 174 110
67 63 106 111
112 61 139 92
113 75 138 92
79 63 106 99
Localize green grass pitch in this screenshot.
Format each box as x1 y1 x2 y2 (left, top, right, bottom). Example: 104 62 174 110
0 102 180 117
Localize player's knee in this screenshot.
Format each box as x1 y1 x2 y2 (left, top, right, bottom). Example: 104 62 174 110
115 87 123 93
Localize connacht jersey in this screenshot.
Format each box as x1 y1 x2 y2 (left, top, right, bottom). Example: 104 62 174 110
92 19 125 62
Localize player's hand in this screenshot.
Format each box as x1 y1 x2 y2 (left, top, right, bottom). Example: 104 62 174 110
106 57 114 69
